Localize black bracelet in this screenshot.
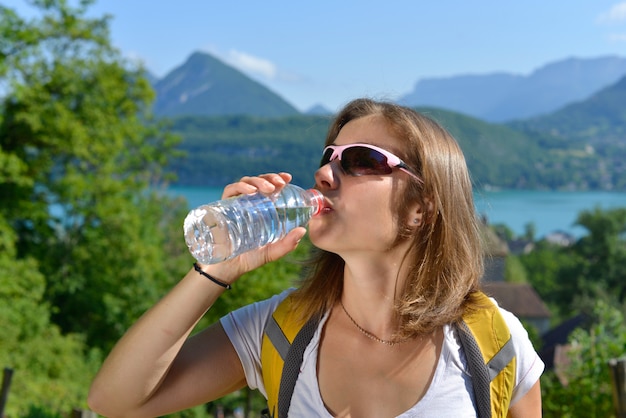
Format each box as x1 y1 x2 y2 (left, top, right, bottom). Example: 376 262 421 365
193 263 232 290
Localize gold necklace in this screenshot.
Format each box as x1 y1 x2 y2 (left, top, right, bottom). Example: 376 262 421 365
340 300 412 347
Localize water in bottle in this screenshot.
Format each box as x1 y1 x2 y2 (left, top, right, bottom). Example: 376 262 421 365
183 184 324 264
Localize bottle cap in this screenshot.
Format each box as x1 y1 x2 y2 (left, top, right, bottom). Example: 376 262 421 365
307 189 324 215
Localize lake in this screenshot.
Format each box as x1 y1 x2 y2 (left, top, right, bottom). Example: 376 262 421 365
473 190 626 238
169 186 626 239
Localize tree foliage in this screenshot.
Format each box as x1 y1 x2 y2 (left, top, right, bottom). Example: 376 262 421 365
0 1 189 414
167 105 621 191
169 114 330 187
541 300 626 418
0 214 100 417
0 0 187 346
521 207 626 320
573 207 626 301
518 207 626 416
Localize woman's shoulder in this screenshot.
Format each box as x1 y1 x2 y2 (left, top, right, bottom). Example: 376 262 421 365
443 295 543 371
465 292 534 342
222 288 296 327
489 298 534 342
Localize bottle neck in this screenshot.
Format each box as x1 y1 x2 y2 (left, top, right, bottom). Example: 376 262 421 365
307 189 324 215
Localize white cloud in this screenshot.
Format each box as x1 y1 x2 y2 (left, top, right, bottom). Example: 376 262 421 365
200 44 304 84
226 49 277 79
597 2 626 24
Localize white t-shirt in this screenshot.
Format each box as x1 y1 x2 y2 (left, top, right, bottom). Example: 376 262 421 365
221 289 544 417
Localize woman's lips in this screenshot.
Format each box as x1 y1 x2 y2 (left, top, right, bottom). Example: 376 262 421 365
319 197 334 214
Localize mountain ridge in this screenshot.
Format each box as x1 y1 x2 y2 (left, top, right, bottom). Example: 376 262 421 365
153 52 300 118
399 55 626 122
150 51 626 190
151 51 626 124
511 74 626 141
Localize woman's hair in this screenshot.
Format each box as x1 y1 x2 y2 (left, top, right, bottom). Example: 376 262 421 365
291 98 485 336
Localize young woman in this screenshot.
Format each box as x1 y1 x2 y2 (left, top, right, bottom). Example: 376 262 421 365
88 98 544 417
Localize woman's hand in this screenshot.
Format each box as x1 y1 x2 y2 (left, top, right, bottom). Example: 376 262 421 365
196 172 308 284
220 172 292 200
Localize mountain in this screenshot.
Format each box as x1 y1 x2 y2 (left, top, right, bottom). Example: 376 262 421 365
507 75 626 190
399 56 626 123
167 74 626 190
153 53 626 190
305 104 333 115
167 108 574 190
510 75 626 143
152 52 300 118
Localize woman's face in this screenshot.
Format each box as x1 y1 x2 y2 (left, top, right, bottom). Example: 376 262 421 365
308 114 417 257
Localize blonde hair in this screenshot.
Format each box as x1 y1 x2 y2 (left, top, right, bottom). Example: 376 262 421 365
291 98 484 336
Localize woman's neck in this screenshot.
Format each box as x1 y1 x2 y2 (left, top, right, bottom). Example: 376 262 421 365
339 254 411 339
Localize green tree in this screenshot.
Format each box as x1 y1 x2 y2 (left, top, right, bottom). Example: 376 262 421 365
0 214 99 417
522 207 626 319
0 2 193 414
541 300 626 418
523 222 536 242
491 223 515 242
503 254 528 284
0 0 187 352
521 240 579 320
572 207 626 301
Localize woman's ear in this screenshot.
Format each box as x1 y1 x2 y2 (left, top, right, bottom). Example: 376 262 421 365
408 198 434 228
410 212 423 228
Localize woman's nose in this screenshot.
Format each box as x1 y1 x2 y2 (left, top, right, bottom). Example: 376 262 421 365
314 160 340 190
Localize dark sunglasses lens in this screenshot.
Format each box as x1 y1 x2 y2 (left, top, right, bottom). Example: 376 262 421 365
342 147 392 175
319 148 334 167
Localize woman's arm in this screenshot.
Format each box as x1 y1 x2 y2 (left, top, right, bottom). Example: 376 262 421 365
88 173 305 418
87 265 232 417
508 380 542 418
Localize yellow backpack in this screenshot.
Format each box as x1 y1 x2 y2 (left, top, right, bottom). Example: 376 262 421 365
260 291 516 418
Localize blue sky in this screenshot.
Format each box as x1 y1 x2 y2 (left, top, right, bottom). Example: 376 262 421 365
5 1 626 112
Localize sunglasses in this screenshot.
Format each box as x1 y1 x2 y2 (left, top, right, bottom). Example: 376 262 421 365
320 143 421 181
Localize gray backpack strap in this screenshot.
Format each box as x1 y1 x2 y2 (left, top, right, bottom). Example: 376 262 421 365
265 315 291 360
456 320 516 418
265 314 320 418
487 338 515 380
457 320 492 418
267 313 514 418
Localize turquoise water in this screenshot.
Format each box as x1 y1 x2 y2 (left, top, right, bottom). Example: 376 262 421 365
169 186 626 239
474 190 626 238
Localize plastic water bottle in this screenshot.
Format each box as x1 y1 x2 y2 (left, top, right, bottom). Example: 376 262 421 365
183 184 324 264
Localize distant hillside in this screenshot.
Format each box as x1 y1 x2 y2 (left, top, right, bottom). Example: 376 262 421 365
152 52 300 118
510 75 626 142
508 75 626 189
167 107 602 191
416 108 572 190
168 114 331 187
399 56 626 123
153 53 625 191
